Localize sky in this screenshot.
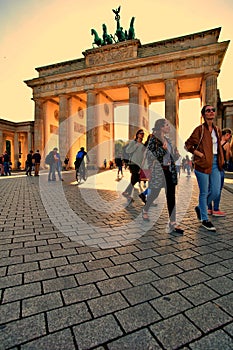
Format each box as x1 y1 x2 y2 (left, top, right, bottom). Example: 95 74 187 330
1 0 233 154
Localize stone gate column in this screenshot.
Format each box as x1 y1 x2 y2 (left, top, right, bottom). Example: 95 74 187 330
203 73 218 108
86 90 97 168
33 98 44 154
165 79 179 146
59 94 70 163
129 84 140 139
14 133 19 169
0 131 3 155
27 131 32 152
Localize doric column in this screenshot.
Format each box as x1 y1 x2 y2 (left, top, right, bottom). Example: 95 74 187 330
203 73 218 109
86 90 97 168
27 131 32 152
165 79 179 145
0 131 3 155
14 133 19 169
33 98 44 154
129 84 140 139
59 94 70 162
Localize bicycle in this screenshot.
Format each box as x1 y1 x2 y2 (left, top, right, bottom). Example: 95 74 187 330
76 165 88 184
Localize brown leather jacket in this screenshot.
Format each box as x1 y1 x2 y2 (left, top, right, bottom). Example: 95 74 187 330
185 122 224 174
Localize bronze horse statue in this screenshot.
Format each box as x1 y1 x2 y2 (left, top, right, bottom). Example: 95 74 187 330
91 28 104 47
127 17 135 40
102 24 113 45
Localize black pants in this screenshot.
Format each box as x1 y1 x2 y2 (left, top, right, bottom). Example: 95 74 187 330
144 168 176 222
124 164 140 196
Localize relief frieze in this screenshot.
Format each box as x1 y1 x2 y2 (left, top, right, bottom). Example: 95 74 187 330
33 54 218 97
86 46 135 66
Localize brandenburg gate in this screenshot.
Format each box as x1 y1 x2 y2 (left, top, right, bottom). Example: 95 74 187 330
25 18 229 167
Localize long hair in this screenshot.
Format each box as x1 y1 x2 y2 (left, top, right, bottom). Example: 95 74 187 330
152 119 166 135
134 129 144 140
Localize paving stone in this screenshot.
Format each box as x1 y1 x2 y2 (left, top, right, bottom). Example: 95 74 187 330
75 269 108 285
39 256 68 269
56 262 86 276
0 300 20 324
73 315 123 349
174 257 204 271
152 275 188 294
189 329 233 350
21 328 76 350
133 249 159 259
97 276 132 295
24 268 57 283
127 270 160 286
107 328 162 350
0 274 22 289
152 263 183 278
47 302 91 332
224 322 233 336
84 257 114 270
0 266 6 277
122 283 160 305
150 314 201 349
205 275 233 294
214 249 233 259
43 275 78 293
0 313 46 349
200 262 232 277
214 292 233 315
150 292 193 317
22 292 63 316
109 253 138 265
130 257 160 271
62 284 100 304
180 283 219 305
174 249 200 260
220 258 233 269
179 269 211 285
154 253 181 265
24 252 52 264
88 292 129 317
115 303 161 332
3 281 42 303
105 263 136 278
0 255 23 267
7 261 39 275
185 302 232 333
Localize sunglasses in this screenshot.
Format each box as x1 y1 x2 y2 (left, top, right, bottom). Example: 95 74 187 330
205 108 215 113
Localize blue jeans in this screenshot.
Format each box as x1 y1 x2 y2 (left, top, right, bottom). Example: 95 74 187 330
208 170 225 211
194 155 221 221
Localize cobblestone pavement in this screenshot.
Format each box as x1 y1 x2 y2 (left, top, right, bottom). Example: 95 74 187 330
0 169 233 350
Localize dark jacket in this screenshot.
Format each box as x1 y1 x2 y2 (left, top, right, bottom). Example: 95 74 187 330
147 135 178 189
32 152 41 164
185 123 224 174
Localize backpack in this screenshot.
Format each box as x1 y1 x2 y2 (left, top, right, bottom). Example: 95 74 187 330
45 152 53 165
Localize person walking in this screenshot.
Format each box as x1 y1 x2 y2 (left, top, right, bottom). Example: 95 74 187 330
26 150 33 176
64 156 69 170
122 129 145 203
208 128 232 217
32 150 41 176
185 105 224 231
47 147 63 181
115 154 123 178
3 151 11 176
174 148 182 177
142 119 184 234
